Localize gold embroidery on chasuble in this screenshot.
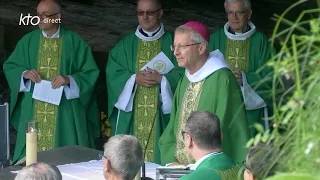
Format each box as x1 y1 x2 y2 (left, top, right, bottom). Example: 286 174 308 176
134 39 161 162
34 35 62 152
175 80 204 164
225 38 250 72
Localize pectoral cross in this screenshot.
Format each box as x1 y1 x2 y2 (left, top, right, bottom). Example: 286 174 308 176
138 95 154 116
40 58 57 79
228 48 245 69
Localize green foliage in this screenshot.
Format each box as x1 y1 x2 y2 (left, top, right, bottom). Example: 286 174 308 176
266 173 320 180
247 0 320 179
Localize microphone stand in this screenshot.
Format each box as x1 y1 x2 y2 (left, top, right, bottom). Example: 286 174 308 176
141 104 158 180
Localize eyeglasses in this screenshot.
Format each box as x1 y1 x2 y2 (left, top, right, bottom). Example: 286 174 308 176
37 12 60 19
181 131 187 140
99 153 107 160
226 10 248 17
136 9 160 16
170 43 201 52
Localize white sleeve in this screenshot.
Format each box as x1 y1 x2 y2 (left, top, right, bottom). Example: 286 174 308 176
63 75 80 100
19 70 31 92
115 74 137 112
160 76 173 114
240 71 267 110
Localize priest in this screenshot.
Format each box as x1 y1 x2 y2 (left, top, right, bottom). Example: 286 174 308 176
3 0 100 163
159 21 250 165
210 0 273 137
106 0 183 164
179 111 240 180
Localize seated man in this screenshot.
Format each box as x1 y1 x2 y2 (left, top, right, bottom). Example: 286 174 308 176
15 162 62 180
102 135 144 180
244 142 278 180
180 111 240 180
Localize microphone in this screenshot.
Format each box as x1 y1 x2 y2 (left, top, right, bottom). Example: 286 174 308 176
141 102 159 180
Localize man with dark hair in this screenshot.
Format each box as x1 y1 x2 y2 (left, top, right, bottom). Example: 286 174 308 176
244 142 278 180
179 111 240 180
3 0 99 163
106 0 183 164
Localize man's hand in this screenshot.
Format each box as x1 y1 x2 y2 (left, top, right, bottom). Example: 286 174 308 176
146 67 163 84
233 70 243 86
135 71 157 88
51 75 70 89
23 69 42 83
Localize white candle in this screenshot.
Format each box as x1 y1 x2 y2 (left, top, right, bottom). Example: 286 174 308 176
26 130 37 166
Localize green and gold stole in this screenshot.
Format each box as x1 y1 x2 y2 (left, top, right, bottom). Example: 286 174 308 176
225 38 250 72
134 39 161 162
175 80 204 164
33 35 63 152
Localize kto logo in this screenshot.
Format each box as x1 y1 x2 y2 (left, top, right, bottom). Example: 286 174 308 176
19 13 61 25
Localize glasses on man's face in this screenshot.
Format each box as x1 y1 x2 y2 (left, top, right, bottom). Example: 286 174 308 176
99 153 107 160
37 12 60 19
136 8 160 16
226 10 248 17
181 131 187 140
170 43 201 52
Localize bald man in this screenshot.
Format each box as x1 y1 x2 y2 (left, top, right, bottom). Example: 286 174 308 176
3 0 100 163
106 0 183 164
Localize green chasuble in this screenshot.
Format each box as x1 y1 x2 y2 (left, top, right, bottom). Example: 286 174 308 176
3 27 100 163
180 153 240 180
106 31 183 164
209 27 273 137
159 67 250 165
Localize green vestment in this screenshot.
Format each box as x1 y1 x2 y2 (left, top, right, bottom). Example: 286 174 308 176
210 27 273 137
180 153 240 180
3 27 100 163
106 31 183 164
159 68 250 165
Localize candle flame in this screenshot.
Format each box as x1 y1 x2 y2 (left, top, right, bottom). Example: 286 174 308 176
29 127 34 133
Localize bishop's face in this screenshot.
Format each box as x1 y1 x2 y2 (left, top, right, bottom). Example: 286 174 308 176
137 0 163 32
173 32 200 70
225 0 252 33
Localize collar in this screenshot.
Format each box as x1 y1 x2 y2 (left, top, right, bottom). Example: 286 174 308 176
185 49 230 83
41 25 60 38
190 152 223 170
228 24 251 35
139 25 161 37
223 21 256 40
135 23 165 41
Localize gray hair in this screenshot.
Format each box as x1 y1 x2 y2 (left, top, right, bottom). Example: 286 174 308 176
15 162 62 180
175 25 209 55
184 111 221 150
224 0 251 11
104 135 144 180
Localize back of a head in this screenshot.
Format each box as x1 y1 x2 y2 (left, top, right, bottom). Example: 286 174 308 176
15 162 62 180
245 142 278 179
104 135 144 180
185 111 221 150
